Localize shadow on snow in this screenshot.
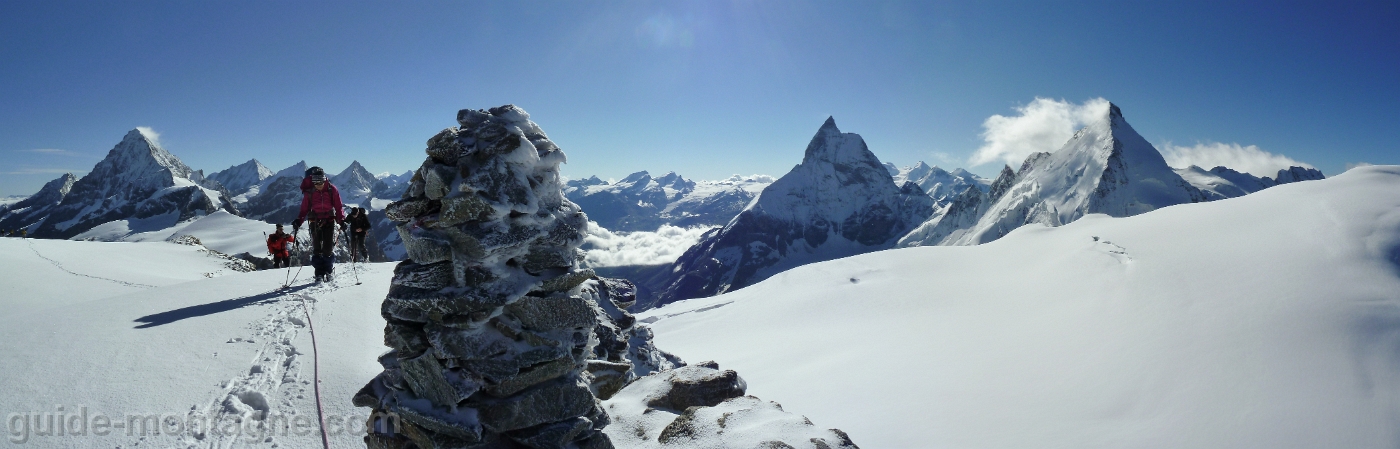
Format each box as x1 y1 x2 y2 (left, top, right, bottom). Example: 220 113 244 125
132 284 314 329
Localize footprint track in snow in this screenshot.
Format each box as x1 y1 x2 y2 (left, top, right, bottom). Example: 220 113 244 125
1091 235 1132 263
182 281 343 448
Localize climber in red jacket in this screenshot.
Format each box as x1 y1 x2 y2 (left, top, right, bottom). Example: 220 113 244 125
291 166 345 282
267 223 295 268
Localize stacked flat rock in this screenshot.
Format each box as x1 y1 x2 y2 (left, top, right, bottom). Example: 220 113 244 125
577 278 685 400
354 105 613 449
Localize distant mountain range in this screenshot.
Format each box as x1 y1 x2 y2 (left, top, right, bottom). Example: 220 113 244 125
578 104 1324 310
0 130 409 262
1 104 1325 300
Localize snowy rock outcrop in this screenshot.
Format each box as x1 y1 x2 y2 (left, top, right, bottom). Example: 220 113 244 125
0 172 76 233
29 129 234 239
564 172 772 232
650 117 934 308
353 105 616 449
580 277 684 400
603 363 860 449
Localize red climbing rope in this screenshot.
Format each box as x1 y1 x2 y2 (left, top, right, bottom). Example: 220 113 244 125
298 294 332 449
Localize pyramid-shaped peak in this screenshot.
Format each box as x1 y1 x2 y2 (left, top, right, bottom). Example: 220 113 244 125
819 116 840 134
1108 102 1123 120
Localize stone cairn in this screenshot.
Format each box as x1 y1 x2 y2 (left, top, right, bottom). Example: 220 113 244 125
354 105 615 449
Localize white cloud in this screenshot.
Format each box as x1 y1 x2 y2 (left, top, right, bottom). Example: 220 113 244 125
970 97 1111 167
18 148 78 155
1160 142 1312 178
0 168 77 175
135 127 162 147
582 222 716 267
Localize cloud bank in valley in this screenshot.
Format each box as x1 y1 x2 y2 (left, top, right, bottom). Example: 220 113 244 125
1160 142 1313 178
582 222 716 267
969 97 1110 168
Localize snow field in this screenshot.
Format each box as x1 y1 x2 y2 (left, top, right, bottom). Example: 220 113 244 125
0 243 393 448
637 166 1400 448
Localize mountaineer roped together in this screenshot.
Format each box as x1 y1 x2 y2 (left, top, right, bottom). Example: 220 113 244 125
291 166 345 282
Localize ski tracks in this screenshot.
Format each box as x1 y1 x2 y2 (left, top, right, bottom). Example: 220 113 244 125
181 280 343 448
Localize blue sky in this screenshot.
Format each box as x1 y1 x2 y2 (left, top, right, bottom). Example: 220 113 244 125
1 0 1396 197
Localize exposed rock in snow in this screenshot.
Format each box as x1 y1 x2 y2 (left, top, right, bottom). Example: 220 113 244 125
353 105 615 448
206 159 274 197
0 172 76 233
603 363 859 449
649 117 934 309
29 129 234 239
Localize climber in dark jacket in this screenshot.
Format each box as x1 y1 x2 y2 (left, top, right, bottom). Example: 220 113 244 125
346 207 372 263
291 167 345 282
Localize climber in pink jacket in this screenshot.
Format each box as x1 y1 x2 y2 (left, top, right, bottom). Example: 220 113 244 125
292 166 345 282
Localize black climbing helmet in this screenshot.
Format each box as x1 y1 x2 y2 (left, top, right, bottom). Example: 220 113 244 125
306 166 327 182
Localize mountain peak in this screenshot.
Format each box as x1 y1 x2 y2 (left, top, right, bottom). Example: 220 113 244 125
1108 102 1123 121
819 116 839 134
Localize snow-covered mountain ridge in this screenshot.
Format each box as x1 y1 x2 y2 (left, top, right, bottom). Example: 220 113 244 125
647 117 934 308
564 171 773 232
21 129 234 239
900 103 1324 248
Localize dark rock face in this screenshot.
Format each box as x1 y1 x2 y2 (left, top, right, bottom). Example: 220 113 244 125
354 105 616 449
648 117 934 309
1274 166 1326 184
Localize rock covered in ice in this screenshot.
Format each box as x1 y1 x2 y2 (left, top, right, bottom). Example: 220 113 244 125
354 105 618 449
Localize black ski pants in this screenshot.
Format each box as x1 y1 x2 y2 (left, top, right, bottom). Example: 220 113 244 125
309 219 337 257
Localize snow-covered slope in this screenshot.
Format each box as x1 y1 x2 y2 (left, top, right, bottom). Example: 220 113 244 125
207 159 274 197
0 239 390 448
650 117 934 308
0 173 76 233
29 129 233 239
637 165 1400 448
72 210 282 257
